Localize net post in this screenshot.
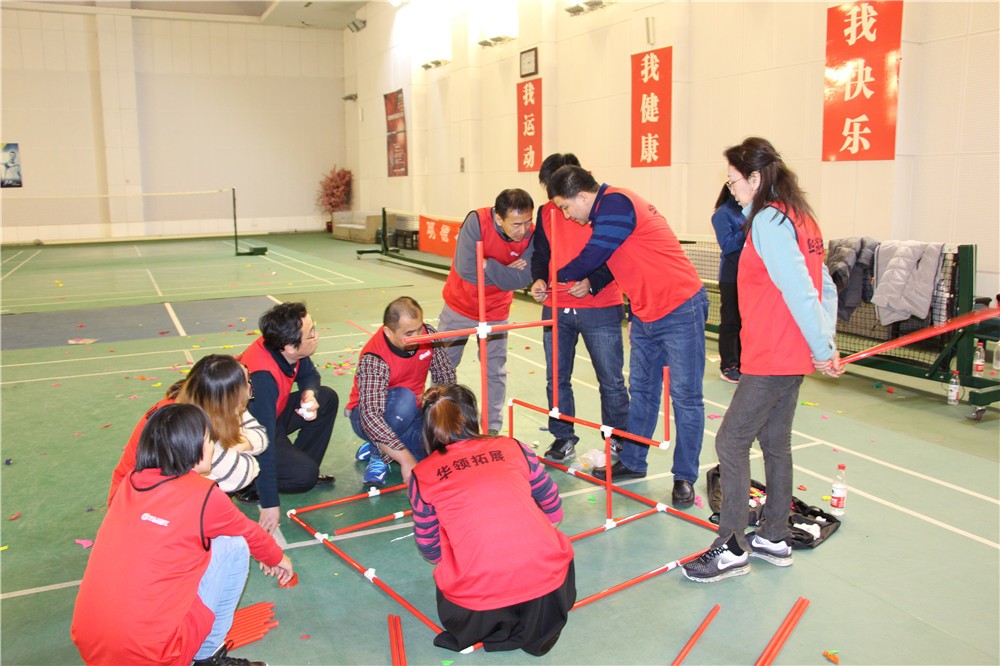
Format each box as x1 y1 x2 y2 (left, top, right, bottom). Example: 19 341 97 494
231 186 238 257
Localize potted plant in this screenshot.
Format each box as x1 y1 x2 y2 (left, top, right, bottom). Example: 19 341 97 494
317 166 352 232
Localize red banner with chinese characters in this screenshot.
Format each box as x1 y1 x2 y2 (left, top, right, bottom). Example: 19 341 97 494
822 1 903 162
631 46 671 167
384 89 408 177
516 79 542 172
419 215 462 258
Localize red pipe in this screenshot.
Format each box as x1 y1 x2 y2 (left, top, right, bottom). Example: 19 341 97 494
604 435 613 520
549 207 559 413
842 306 1000 365
403 318 555 345
671 604 721 665
334 509 412 535
571 549 706 610
755 597 810 666
477 240 489 433
287 511 444 636
511 399 663 449
292 484 406 514
569 507 660 542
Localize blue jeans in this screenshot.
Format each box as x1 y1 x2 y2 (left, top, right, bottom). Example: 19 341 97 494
349 387 426 461
194 536 250 660
542 305 629 444
620 288 708 482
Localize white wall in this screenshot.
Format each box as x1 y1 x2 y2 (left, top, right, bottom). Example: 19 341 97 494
346 0 999 298
1 5 347 242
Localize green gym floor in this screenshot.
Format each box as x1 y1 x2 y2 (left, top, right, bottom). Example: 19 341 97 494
1 233 997 666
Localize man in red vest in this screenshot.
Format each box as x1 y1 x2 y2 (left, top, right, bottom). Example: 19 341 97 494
346 296 455 488
437 188 535 434
237 302 338 532
548 166 708 507
529 153 628 464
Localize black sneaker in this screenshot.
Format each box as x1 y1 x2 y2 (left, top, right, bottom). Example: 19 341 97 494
608 435 624 464
720 367 741 384
544 438 576 463
592 461 645 481
193 642 267 666
682 535 750 583
748 533 794 567
313 474 336 488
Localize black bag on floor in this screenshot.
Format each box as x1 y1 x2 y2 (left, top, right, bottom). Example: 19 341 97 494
705 464 841 548
705 463 766 527
787 497 841 549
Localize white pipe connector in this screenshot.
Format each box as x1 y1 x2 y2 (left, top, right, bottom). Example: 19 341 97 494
549 407 561 419
604 518 617 530
658 440 671 449
599 424 614 439
368 487 381 497
286 508 297 516
364 568 377 582
475 322 492 338
314 532 329 542
655 502 668 513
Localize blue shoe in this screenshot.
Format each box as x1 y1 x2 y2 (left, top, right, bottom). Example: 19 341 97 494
363 458 388 488
355 441 373 462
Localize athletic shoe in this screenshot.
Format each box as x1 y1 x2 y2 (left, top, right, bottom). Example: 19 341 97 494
313 474 335 488
487 429 500 436
355 441 373 462
720 367 741 384
748 533 794 567
363 458 389 488
192 642 267 666
608 435 624 464
233 485 259 504
682 535 750 583
544 438 577 463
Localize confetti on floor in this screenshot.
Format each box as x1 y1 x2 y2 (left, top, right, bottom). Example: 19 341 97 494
9 513 21 521
75 539 93 549
693 495 704 508
797 485 808 491
707 413 722 420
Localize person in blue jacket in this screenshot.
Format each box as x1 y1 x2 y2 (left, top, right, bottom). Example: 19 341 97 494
711 184 747 383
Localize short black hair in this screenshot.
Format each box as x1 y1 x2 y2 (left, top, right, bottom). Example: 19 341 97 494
494 188 534 218
135 403 213 476
539 153 581 187
384 296 423 328
546 165 599 200
259 302 308 351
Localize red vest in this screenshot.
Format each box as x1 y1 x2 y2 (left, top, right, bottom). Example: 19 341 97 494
346 329 434 410
738 204 825 376
238 337 297 414
596 187 702 321
441 208 533 321
539 201 623 309
411 436 573 610
108 396 175 506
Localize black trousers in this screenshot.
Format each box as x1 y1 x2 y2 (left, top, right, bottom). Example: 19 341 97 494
433 560 576 657
274 386 338 493
718 281 742 370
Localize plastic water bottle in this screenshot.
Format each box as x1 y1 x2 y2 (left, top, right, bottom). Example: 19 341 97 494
830 464 847 516
972 342 985 377
947 370 961 406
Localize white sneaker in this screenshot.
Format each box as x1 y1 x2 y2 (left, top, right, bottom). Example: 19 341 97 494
682 536 750 583
749 533 794 567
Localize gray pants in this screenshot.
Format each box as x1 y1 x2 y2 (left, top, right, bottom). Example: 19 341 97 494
713 374 804 551
437 304 508 432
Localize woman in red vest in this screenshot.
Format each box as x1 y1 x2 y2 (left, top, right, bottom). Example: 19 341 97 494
73 403 291 665
683 137 842 583
408 384 575 656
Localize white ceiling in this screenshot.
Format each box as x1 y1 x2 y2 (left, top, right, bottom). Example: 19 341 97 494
15 0 369 30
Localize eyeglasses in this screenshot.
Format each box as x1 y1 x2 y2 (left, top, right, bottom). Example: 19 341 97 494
725 177 745 193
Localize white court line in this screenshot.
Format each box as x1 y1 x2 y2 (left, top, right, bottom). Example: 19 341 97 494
1 249 24 264
163 302 188 337
133 245 142 257
793 465 1000 550
261 254 339 287
0 519 415 600
1 331 367 370
145 269 163 297
263 248 364 285
1 249 41 280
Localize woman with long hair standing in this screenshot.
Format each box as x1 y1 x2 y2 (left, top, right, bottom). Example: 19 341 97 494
408 384 575 656
683 137 841 583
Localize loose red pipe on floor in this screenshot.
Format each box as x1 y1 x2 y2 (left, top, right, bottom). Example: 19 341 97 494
571 549 707 611
755 597 810 666
291 484 406 514
671 604 721 665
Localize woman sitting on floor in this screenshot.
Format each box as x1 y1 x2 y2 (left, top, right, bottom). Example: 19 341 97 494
108 354 267 504
408 384 576 657
72 403 292 665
